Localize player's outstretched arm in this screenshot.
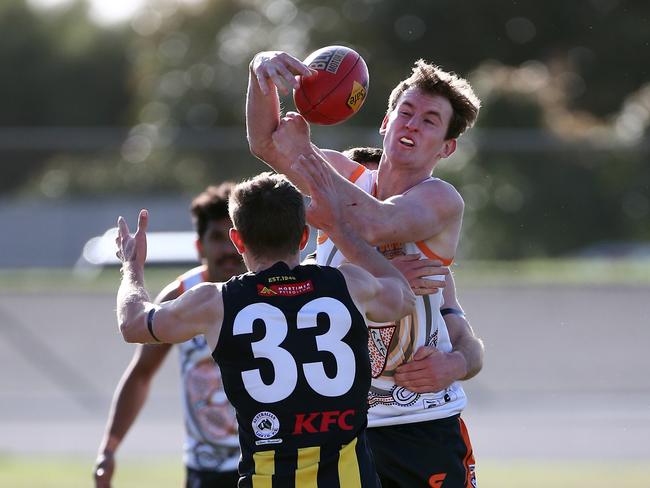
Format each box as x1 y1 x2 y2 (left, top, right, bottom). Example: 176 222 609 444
246 51 316 185
275 118 463 249
94 278 180 487
93 343 170 487
294 153 415 322
115 210 222 345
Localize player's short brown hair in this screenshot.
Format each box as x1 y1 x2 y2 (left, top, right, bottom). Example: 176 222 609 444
343 146 383 168
388 60 481 140
190 182 234 241
229 173 305 259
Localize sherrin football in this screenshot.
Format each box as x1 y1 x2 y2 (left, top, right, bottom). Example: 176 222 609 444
293 45 369 125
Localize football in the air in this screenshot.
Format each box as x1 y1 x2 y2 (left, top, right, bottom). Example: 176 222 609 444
293 45 369 125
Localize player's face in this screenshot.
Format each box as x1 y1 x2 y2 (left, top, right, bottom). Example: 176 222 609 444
198 218 244 282
381 88 455 170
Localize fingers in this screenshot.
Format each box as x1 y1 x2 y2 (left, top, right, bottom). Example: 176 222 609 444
255 70 271 96
391 254 421 263
280 53 314 78
254 53 312 96
117 216 129 240
135 209 149 236
411 278 446 292
412 345 436 361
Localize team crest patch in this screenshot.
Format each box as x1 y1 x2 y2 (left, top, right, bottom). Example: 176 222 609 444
252 411 281 445
257 280 313 297
368 326 396 378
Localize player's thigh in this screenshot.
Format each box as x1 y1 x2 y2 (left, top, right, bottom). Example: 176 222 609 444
367 416 476 487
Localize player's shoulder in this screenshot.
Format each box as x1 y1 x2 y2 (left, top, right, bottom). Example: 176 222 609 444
413 177 464 211
321 149 363 179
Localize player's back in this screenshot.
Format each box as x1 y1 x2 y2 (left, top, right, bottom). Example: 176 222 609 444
213 261 380 488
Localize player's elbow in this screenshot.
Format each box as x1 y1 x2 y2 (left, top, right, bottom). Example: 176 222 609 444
248 134 273 162
119 318 141 343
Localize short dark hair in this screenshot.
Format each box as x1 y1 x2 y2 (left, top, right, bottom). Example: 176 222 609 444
388 60 481 140
229 173 305 259
343 146 383 166
190 182 234 240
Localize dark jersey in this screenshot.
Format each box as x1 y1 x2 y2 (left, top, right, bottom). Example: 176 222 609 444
213 262 379 488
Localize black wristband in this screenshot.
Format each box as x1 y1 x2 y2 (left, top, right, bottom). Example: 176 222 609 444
440 307 465 317
147 308 161 342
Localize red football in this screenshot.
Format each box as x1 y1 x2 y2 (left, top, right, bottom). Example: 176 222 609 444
293 45 369 125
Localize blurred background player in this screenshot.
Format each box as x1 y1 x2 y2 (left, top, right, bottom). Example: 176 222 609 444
114 169 416 487
247 51 483 487
94 183 243 488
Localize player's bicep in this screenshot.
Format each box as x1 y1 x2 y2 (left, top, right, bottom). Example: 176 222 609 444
342 265 410 324
152 283 221 344
380 184 463 243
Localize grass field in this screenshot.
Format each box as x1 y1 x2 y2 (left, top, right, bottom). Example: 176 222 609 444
1 456 648 488
2 258 649 294
2 261 648 487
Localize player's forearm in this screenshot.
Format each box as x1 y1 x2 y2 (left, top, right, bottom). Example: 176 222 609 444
329 221 414 315
98 374 152 457
446 314 484 380
246 62 281 165
117 263 151 342
315 160 389 245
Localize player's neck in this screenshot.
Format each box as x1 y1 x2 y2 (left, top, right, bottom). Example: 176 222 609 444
376 162 432 199
247 254 301 274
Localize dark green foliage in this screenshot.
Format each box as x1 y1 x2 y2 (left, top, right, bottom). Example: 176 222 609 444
1 0 649 258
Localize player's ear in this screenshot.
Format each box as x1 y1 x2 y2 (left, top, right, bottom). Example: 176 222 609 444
299 226 310 250
440 138 457 159
229 228 245 255
379 114 389 135
195 238 205 260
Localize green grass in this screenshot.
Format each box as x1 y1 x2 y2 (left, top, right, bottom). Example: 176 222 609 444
1 456 647 488
1 259 649 294
0 455 183 488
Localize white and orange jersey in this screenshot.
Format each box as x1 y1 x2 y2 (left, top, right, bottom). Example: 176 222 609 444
316 165 467 427
174 266 240 472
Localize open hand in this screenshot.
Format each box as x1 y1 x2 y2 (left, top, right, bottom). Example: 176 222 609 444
115 209 148 268
394 345 467 393
251 51 316 96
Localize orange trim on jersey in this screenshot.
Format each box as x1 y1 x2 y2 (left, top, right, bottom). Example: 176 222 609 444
415 241 453 266
317 165 367 245
177 265 207 293
459 417 476 488
317 230 329 245
348 164 366 184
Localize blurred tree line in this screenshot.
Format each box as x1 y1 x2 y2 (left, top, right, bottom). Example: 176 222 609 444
1 0 648 258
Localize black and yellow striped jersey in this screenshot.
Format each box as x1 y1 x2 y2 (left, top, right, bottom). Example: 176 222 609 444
213 261 380 487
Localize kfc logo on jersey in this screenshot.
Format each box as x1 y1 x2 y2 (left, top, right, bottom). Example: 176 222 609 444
257 280 314 297
292 409 355 435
